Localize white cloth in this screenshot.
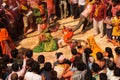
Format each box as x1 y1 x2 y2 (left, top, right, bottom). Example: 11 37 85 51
24 72 42 80
78 0 85 5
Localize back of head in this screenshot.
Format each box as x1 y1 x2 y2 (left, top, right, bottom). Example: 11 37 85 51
11 49 18 58
96 52 104 60
49 70 58 80
100 73 107 80
107 60 116 70
116 10 120 17
77 61 86 71
25 49 33 58
71 48 77 55
115 47 120 55
92 63 100 73
44 62 52 71
12 63 19 72
38 55 45 63
105 47 113 58
114 67 120 77
31 61 40 73
11 73 18 80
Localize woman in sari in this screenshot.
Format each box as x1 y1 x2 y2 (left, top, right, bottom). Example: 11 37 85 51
0 28 15 58
33 22 59 52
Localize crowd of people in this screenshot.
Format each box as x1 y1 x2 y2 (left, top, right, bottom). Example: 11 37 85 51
0 0 120 80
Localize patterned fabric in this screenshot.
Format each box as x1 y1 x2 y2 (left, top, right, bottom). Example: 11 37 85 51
33 30 57 52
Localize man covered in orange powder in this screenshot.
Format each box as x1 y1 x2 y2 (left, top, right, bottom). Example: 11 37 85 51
58 26 73 48
0 28 15 58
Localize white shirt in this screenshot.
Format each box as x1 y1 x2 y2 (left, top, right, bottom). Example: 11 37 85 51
24 72 42 80
78 0 85 5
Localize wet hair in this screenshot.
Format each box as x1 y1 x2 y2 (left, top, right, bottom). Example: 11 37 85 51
115 47 120 55
114 67 120 77
38 55 45 63
100 73 107 80
25 49 33 58
92 63 100 73
11 73 18 80
71 48 77 55
44 62 52 71
12 63 19 72
77 61 86 71
31 61 40 73
11 49 18 58
96 52 104 60
49 70 58 80
105 47 113 58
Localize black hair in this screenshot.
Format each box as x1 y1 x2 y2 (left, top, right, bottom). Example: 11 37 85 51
92 63 100 73
107 60 116 70
116 10 120 17
77 61 86 71
38 55 45 63
44 62 52 71
71 48 77 55
11 49 18 58
26 58 34 67
12 63 19 72
114 67 120 77
11 72 18 80
105 47 113 58
115 47 120 55
25 49 33 58
96 52 104 60
100 73 107 80
55 52 63 59
2 54 10 64
49 70 58 80
31 61 40 73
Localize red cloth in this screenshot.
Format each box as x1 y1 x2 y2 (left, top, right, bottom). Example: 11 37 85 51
90 3 107 21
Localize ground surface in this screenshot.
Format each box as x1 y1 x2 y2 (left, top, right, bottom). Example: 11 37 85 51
16 17 117 64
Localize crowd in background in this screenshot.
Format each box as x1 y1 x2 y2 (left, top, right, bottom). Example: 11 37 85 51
0 0 120 80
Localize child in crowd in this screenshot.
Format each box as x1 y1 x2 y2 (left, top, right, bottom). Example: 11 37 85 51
104 12 113 41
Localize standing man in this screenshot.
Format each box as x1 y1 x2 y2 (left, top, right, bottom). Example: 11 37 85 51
90 0 107 38
59 0 68 19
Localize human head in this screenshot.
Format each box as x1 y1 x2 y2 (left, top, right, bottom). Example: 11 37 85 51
11 73 18 80
49 70 58 80
100 73 107 80
116 10 120 19
11 49 18 58
55 52 65 63
44 62 52 71
71 48 77 56
107 60 116 70
92 63 100 73
115 46 120 55
84 48 92 57
38 55 45 64
31 61 40 73
96 52 104 60
26 58 34 70
114 67 120 77
105 47 113 58
77 61 86 71
25 49 33 58
12 63 19 72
